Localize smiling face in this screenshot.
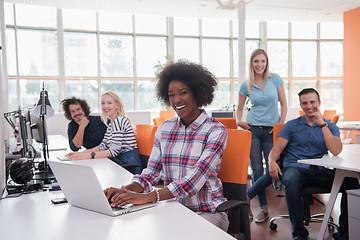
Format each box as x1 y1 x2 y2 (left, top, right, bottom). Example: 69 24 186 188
168 80 201 127
101 94 119 121
299 92 321 118
68 103 85 122
251 53 267 77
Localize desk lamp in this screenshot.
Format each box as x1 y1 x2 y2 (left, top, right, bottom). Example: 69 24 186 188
32 83 54 184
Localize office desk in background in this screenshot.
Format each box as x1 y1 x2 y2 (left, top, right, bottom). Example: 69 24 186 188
0 149 234 240
337 121 360 143
298 144 360 240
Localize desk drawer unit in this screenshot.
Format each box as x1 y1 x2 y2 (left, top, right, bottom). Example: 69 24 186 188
348 189 360 240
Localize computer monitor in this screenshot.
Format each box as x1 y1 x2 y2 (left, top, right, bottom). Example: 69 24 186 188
24 110 33 146
30 112 48 144
17 110 29 157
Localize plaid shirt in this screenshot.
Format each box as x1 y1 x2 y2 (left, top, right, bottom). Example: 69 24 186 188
67 115 107 151
133 111 228 212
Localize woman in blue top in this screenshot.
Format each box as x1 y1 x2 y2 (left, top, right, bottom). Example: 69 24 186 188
236 49 287 223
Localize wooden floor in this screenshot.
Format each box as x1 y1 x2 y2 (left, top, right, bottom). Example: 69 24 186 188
248 180 341 240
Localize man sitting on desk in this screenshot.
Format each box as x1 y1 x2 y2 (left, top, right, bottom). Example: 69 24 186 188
61 97 107 151
269 88 359 240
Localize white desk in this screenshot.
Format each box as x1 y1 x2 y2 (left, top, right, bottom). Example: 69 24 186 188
298 144 360 240
48 134 69 151
0 157 234 240
337 121 360 143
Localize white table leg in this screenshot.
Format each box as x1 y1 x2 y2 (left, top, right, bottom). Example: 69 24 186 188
317 169 360 240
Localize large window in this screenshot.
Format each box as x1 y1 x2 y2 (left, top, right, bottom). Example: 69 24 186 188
63 32 98 77
4 3 345 115
17 29 58 76
99 34 134 77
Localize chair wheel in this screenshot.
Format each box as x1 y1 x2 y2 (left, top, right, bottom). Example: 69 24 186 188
269 222 277 231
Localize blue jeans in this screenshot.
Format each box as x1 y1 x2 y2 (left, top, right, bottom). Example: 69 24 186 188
247 126 273 209
111 148 142 175
282 166 359 238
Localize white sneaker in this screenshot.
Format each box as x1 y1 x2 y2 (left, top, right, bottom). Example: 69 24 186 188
254 210 269 223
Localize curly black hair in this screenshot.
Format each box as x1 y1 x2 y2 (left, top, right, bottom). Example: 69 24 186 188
156 60 217 108
60 96 91 121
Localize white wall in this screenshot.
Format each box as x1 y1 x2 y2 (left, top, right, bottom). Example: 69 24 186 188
0 0 7 196
47 111 152 137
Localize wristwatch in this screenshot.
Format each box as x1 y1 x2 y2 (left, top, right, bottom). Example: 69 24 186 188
91 152 96 159
320 122 328 128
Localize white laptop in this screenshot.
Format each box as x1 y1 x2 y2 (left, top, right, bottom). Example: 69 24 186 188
48 161 156 216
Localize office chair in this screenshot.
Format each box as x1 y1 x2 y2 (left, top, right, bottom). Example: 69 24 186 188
159 110 175 121
153 117 165 126
323 110 337 121
215 118 238 129
136 124 158 169
269 124 338 231
331 114 340 124
216 129 252 240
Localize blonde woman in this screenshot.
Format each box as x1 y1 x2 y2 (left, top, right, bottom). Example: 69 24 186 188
236 49 287 223
66 91 142 174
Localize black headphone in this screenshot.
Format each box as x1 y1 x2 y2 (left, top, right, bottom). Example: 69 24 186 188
9 159 34 184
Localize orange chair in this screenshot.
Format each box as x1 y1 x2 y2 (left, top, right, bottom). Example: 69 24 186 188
273 123 285 155
299 110 305 116
153 117 165 126
273 123 285 145
322 110 336 121
216 129 252 239
159 110 175 121
215 118 237 129
331 114 340 124
136 124 158 169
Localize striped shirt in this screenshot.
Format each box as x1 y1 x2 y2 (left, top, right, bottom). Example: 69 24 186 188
132 111 228 212
97 116 137 157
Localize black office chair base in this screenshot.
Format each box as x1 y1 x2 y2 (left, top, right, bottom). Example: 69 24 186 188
269 215 290 231
269 213 338 231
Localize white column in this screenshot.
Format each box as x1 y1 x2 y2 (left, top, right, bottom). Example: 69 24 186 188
237 0 246 84
57 8 66 102
0 0 8 196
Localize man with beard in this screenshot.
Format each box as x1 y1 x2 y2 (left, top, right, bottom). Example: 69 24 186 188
61 97 107 151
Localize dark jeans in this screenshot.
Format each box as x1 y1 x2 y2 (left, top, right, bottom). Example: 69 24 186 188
111 148 142 174
247 126 273 209
282 166 359 238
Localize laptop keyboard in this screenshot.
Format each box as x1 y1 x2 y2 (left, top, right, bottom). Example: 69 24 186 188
112 204 134 211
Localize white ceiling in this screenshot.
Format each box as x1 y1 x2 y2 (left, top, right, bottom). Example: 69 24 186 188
5 0 360 22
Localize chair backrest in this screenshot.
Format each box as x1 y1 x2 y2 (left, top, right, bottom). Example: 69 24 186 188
159 110 175 121
215 118 237 129
273 123 285 145
136 124 158 168
153 117 165 126
218 129 251 187
299 109 305 116
323 110 336 121
331 114 340 124
273 123 286 158
218 129 251 240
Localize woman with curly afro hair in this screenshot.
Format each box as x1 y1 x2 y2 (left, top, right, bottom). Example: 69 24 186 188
104 60 229 232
